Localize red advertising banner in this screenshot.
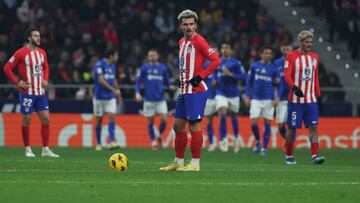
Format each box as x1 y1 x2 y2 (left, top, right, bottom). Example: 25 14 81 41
0 113 359 148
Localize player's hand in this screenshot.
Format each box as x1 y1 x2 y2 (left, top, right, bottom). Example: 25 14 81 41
17 80 30 89
42 80 48 88
169 85 176 91
116 95 123 105
293 86 304 97
211 79 217 87
135 92 143 102
244 97 251 107
273 97 280 106
222 67 233 77
188 75 203 87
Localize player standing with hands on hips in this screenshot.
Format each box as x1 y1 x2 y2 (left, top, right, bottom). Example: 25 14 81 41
3 27 59 157
160 9 221 172
283 30 325 165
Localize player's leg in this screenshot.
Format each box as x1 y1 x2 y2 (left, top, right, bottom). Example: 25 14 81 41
276 101 288 139
105 98 118 149
250 100 262 154
229 97 240 153
261 100 275 156
19 93 35 157
305 103 324 164
284 103 303 164
146 116 158 149
93 98 104 150
215 95 229 152
204 99 216 151
156 100 168 147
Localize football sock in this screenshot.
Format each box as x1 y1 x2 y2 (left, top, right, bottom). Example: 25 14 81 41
220 114 227 141
207 123 214 144
251 124 260 142
41 124 50 147
175 132 187 159
22 125 30 146
231 115 239 138
159 121 166 136
263 123 271 149
279 126 286 139
285 141 294 157
311 142 319 158
174 157 184 166
191 158 200 166
147 123 155 141
108 122 115 143
190 130 203 159
95 125 102 145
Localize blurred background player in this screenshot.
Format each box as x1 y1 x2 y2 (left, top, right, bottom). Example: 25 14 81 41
214 43 247 153
245 46 280 156
160 9 221 172
274 42 294 139
93 48 122 151
283 30 325 165
3 27 59 157
135 49 175 150
203 48 218 151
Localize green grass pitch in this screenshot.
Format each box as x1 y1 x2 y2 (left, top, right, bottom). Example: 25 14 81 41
0 147 359 203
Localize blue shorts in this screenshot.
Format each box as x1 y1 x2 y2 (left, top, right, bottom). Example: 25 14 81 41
287 102 318 129
175 91 208 121
19 93 49 114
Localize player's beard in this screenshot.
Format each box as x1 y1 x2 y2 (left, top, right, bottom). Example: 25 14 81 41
30 38 40 47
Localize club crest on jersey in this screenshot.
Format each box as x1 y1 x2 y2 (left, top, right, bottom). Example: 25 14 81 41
186 46 192 53
33 64 42 76
284 61 289 68
261 68 266 74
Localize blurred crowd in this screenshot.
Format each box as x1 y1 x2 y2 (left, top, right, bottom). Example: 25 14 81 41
0 0 345 101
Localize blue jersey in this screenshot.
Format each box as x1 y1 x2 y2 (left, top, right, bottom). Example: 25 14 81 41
245 60 280 100
215 56 247 98
203 60 216 99
93 58 116 100
135 63 170 102
274 57 289 101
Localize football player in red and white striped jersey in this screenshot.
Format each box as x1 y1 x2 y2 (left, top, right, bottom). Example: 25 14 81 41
283 30 324 165
160 9 221 172
3 27 59 157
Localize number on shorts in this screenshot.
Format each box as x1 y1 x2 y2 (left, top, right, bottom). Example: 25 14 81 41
291 112 297 121
23 98 33 107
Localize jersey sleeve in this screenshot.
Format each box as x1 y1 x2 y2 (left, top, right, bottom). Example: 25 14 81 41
314 56 321 97
42 51 49 81
198 39 221 79
231 61 247 81
284 54 295 89
135 66 145 93
3 50 21 85
245 65 254 98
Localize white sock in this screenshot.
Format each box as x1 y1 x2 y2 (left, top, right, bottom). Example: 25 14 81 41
191 158 200 166
25 146 31 151
43 146 49 151
175 157 184 166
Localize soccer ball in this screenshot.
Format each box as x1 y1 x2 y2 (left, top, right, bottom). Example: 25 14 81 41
108 153 129 171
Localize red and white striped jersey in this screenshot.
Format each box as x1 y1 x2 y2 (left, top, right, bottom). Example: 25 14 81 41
3 46 49 95
178 33 220 94
284 50 321 103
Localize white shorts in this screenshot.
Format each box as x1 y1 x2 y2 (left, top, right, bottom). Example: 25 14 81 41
204 98 216 116
215 95 240 113
143 101 168 117
250 99 274 120
276 100 288 124
93 98 116 116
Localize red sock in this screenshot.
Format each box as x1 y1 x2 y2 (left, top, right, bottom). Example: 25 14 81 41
175 132 187 158
285 141 294 157
22 125 30 146
190 130 203 159
311 142 319 158
41 124 50 147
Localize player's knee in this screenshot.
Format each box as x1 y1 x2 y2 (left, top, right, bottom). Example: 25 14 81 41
173 125 184 134
22 116 31 126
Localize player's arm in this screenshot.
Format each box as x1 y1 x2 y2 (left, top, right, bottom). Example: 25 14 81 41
314 58 321 97
42 51 49 88
273 68 281 106
95 64 119 95
223 62 247 82
284 54 304 97
189 40 221 87
244 66 254 106
135 66 145 102
3 51 29 89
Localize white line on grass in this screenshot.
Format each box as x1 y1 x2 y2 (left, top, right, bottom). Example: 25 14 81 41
0 180 358 186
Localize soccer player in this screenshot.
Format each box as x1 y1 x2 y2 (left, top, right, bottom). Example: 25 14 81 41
203 58 217 151
135 49 175 150
274 42 293 139
3 27 59 157
215 43 247 153
160 9 221 171
283 30 325 165
93 48 122 151
244 46 280 156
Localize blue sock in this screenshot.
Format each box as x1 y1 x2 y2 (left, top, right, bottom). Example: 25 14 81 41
147 123 155 141
108 122 115 143
279 126 287 139
220 114 227 141
95 125 101 145
251 124 260 142
159 121 166 136
207 123 214 144
263 123 271 149
231 115 239 138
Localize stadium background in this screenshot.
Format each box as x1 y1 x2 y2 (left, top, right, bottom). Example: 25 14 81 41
0 0 359 148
